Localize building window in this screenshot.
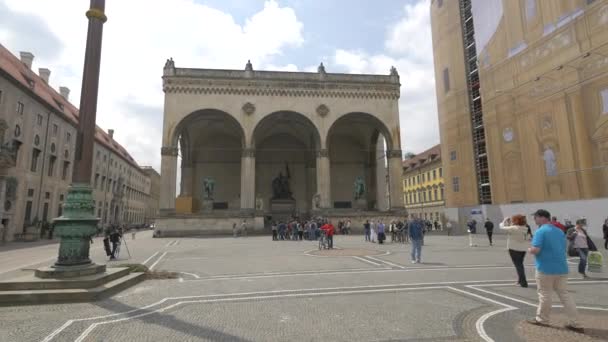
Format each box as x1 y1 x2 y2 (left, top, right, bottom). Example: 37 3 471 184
601 88 608 114
42 202 49 222
0 90 3 104
95 174 99 188
24 200 33 224
450 151 457 161
525 0 536 20
440 187 444 199
30 148 41 172
417 175 420 183
101 176 106 190
27 188 34 197
434 189 438 200
37 114 43 126
48 156 56 177
53 124 58 136
45 192 50 199
66 132 71 142
443 68 450 93
422 173 425 182
60 194 64 201
439 168 443 177
423 192 427 202
433 170 437 180
17 101 24 115
452 177 460 192
62 161 70 180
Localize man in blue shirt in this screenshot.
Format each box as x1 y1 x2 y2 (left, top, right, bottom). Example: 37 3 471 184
527 209 582 333
409 215 424 263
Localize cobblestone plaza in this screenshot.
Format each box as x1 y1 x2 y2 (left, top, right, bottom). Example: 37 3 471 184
1 232 607 341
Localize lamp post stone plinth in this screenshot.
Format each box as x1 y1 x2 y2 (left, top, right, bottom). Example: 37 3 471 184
36 0 107 279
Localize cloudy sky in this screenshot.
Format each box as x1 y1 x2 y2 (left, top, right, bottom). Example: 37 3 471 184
0 0 438 171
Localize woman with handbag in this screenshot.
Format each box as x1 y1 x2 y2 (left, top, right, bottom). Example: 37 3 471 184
567 219 596 279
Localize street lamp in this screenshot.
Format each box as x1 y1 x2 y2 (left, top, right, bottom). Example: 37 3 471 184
36 0 107 277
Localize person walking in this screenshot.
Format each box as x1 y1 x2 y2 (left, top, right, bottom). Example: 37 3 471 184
484 218 495 246
551 216 567 234
232 222 238 238
409 217 424 263
527 209 583 333
567 220 592 279
500 215 529 287
603 218 608 250
467 218 477 247
297 221 304 241
364 220 371 242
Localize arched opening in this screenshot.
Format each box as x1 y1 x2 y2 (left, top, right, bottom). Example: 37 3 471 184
173 109 245 211
252 111 320 219
327 112 393 211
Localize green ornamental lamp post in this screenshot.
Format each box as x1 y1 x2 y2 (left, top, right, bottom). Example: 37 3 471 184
37 0 107 277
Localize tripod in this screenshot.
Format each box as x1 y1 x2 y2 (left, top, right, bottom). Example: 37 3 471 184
121 236 132 259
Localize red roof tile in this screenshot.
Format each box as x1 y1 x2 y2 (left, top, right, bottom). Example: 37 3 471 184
0 43 141 171
402 144 441 171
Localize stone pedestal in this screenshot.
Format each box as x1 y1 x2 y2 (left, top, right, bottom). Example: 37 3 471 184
354 198 368 210
175 196 198 214
201 199 214 212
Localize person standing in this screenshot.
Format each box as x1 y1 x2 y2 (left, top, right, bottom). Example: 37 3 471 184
321 221 335 249
364 220 371 242
467 219 477 247
297 221 304 241
567 220 591 279
271 222 278 241
241 220 248 237
527 209 583 333
484 218 495 246
109 228 121 260
446 221 453 236
409 217 424 263
232 222 238 238
500 215 529 287
345 220 351 235
603 218 608 250
377 220 386 244
370 220 377 243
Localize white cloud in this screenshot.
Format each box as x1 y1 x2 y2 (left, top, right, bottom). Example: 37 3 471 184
332 0 438 155
1 0 304 170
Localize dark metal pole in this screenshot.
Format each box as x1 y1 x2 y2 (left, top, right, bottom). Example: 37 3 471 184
45 1 107 272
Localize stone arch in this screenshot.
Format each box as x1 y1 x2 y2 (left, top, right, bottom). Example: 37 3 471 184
251 110 321 150
327 112 394 151
171 109 246 149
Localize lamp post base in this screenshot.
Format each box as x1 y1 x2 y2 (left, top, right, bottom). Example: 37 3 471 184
38 183 103 279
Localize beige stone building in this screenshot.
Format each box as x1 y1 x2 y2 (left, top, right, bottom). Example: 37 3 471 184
0 44 157 241
431 0 608 236
142 166 160 225
402 145 445 224
157 60 405 236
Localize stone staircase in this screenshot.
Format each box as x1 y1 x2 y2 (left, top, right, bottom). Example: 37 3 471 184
0 267 145 305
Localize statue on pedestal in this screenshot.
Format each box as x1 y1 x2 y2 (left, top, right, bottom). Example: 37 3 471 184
271 163 293 200
202 177 215 200
354 176 366 200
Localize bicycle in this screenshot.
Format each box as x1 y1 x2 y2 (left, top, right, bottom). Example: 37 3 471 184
318 231 329 250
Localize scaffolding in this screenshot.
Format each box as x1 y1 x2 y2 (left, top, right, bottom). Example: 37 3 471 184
459 0 492 204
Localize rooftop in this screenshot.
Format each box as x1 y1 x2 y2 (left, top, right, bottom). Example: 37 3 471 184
0 44 141 170
402 144 441 172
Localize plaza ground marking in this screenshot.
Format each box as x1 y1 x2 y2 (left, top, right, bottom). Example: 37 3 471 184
196 267 387 279
141 251 159 266
447 286 517 342
149 252 167 270
365 255 405 269
352 256 382 266
42 278 523 342
74 286 449 342
179 272 200 279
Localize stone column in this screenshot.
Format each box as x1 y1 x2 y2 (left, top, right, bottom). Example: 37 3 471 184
160 146 178 212
240 148 256 211
316 149 331 209
180 162 194 196
568 89 595 198
387 150 404 210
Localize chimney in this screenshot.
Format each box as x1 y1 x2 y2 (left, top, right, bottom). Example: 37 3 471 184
19 52 34 69
108 129 114 139
59 87 70 100
39 68 51 84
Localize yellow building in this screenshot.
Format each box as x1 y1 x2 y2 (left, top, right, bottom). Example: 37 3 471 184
402 145 445 224
430 0 608 235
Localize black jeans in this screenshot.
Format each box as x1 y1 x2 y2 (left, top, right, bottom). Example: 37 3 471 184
328 235 333 249
508 249 527 286
487 231 493 245
605 238 607 249
272 230 277 241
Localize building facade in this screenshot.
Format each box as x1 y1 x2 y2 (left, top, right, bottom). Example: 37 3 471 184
157 60 405 236
402 145 445 224
142 166 160 225
430 0 608 236
0 45 156 241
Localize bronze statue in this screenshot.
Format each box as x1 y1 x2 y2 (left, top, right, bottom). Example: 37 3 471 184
272 163 293 199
